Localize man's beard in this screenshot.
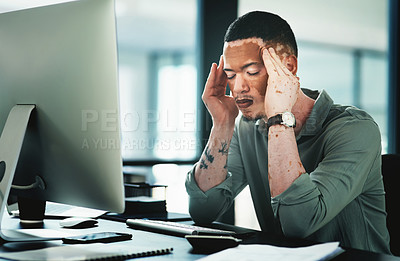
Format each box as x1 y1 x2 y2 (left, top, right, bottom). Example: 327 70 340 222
242 112 266 122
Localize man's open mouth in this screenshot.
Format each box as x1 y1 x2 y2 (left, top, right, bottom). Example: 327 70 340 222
235 98 253 109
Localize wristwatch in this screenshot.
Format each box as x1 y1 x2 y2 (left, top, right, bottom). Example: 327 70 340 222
267 112 296 130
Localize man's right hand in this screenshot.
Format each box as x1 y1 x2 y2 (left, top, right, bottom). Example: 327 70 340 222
202 55 238 129
194 56 238 192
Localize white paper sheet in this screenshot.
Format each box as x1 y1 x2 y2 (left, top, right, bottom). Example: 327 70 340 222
199 241 344 261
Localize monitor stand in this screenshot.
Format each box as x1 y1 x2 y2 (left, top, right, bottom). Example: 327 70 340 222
0 105 54 241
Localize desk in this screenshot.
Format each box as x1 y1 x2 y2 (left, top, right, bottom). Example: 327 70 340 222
0 217 399 260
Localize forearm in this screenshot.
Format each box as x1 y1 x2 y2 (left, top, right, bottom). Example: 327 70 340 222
268 125 305 197
271 119 383 237
195 126 234 192
186 165 235 224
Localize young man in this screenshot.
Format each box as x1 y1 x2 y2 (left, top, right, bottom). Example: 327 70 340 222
185 11 390 254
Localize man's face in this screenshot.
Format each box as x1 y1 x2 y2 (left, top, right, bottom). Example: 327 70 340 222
223 38 268 121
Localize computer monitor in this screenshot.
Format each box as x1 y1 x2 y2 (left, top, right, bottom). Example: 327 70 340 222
0 0 125 240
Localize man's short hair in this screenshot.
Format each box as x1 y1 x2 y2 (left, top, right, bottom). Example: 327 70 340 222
224 11 298 57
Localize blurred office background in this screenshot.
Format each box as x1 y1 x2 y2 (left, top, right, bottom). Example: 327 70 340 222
114 0 392 229
116 0 389 159
0 0 396 230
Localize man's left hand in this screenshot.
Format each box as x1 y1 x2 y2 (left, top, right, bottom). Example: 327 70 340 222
262 47 300 119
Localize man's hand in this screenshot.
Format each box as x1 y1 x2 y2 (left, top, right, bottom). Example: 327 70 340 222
202 55 239 128
261 47 305 197
262 47 300 119
195 56 238 192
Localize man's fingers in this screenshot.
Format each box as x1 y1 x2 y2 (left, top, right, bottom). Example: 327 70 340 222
217 55 224 70
203 63 217 94
203 61 227 98
216 55 228 83
262 47 279 76
266 48 286 76
216 56 224 78
268 48 293 76
206 63 217 84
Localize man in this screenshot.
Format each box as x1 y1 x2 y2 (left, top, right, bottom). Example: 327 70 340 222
185 11 390 254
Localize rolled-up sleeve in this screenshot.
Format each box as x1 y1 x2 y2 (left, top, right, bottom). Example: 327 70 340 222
185 165 235 224
271 117 382 238
185 125 248 224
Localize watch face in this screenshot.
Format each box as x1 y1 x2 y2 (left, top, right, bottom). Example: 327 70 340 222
282 112 295 127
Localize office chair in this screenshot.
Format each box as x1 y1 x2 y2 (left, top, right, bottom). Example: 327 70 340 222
382 154 400 256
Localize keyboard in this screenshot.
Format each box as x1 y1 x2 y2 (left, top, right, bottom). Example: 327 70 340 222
126 219 236 237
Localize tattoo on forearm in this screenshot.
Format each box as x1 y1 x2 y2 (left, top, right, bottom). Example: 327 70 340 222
199 140 229 171
200 159 208 169
218 140 229 156
204 145 214 163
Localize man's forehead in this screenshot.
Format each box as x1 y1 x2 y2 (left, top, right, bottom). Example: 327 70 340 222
223 38 264 59
223 38 264 67
223 38 264 49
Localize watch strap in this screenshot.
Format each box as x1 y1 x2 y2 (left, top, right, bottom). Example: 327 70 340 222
266 114 283 130
267 112 296 131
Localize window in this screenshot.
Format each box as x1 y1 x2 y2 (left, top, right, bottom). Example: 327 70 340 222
116 0 198 162
297 44 354 105
297 44 388 152
154 54 197 160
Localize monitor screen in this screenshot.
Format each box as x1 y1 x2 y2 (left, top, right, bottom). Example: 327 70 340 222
0 0 125 220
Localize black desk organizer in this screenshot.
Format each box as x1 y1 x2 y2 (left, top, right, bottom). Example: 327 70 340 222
103 182 192 222
124 183 167 215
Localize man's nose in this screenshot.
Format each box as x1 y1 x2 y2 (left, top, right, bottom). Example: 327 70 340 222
232 75 249 94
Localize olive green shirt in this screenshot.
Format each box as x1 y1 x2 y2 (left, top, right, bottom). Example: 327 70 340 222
185 89 390 254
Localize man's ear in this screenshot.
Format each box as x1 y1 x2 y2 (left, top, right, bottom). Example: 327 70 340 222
283 55 298 75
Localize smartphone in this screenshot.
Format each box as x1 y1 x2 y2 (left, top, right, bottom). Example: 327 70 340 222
62 232 132 244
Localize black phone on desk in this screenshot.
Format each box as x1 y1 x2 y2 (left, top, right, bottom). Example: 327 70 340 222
62 232 132 244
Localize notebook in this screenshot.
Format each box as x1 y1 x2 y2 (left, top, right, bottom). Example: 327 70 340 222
0 242 173 261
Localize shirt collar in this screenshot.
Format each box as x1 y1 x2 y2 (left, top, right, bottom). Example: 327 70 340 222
256 118 267 134
296 89 333 138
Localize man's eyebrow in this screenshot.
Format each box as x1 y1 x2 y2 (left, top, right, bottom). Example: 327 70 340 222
223 62 260 72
